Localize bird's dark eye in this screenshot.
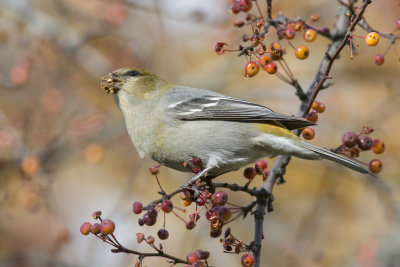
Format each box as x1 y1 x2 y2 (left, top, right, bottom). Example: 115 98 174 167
126 70 140 77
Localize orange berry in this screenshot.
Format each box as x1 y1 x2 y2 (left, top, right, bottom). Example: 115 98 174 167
311 101 320 110
21 155 41 176
315 102 326 113
365 32 380 46
294 21 303 31
244 61 260 77
80 222 92 235
264 62 277 74
369 159 382 174
295 45 309 59
371 139 385 154
310 14 320 21
301 127 315 140
303 29 317 42
258 54 272 66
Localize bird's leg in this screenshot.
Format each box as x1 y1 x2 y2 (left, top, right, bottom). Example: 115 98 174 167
179 167 212 190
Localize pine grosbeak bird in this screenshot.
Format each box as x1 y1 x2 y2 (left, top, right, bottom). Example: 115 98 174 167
101 68 372 184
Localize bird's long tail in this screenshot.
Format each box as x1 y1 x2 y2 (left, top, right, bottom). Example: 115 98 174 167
297 141 377 177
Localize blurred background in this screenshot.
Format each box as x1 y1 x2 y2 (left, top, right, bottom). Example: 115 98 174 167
0 0 399 266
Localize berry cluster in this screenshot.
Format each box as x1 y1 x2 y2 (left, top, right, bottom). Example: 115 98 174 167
80 211 118 245
337 127 385 174
301 100 326 140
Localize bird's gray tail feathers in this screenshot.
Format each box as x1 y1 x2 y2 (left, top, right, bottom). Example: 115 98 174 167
297 141 377 177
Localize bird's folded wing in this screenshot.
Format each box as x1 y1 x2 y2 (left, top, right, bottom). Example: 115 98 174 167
167 94 314 130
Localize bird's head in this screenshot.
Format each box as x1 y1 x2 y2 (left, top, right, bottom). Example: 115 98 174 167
100 68 169 102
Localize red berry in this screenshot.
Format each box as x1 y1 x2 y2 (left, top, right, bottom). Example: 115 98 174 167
295 45 310 59
90 223 101 234
231 3 241 14
186 252 200 264
285 28 296 39
304 29 317 42
100 219 115 235
136 232 145 243
342 132 359 147
241 254 255 267
218 206 232 222
302 127 315 140
244 61 260 77
161 199 173 213
212 191 228 206
264 62 277 74
369 159 383 174
133 201 143 214
374 54 384 65
239 0 252 12
371 139 385 154
365 32 380 46
357 136 373 150
157 229 169 240
305 111 318 123
147 207 158 218
80 222 92 235
397 18 400 29
243 167 256 179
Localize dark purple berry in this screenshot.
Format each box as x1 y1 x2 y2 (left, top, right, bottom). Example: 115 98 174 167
342 132 359 147
357 136 372 150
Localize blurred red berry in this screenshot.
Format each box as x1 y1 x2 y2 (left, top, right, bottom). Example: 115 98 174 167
243 167 256 179
374 54 384 65
212 191 228 206
215 42 228 55
264 62 278 74
186 252 200 264
180 189 191 200
92 211 102 219
80 222 92 235
342 132 359 147
161 199 173 213
136 232 145 243
133 201 143 214
100 219 115 235
285 28 296 39
397 18 400 29
241 254 255 267
305 111 318 123
90 223 101 234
